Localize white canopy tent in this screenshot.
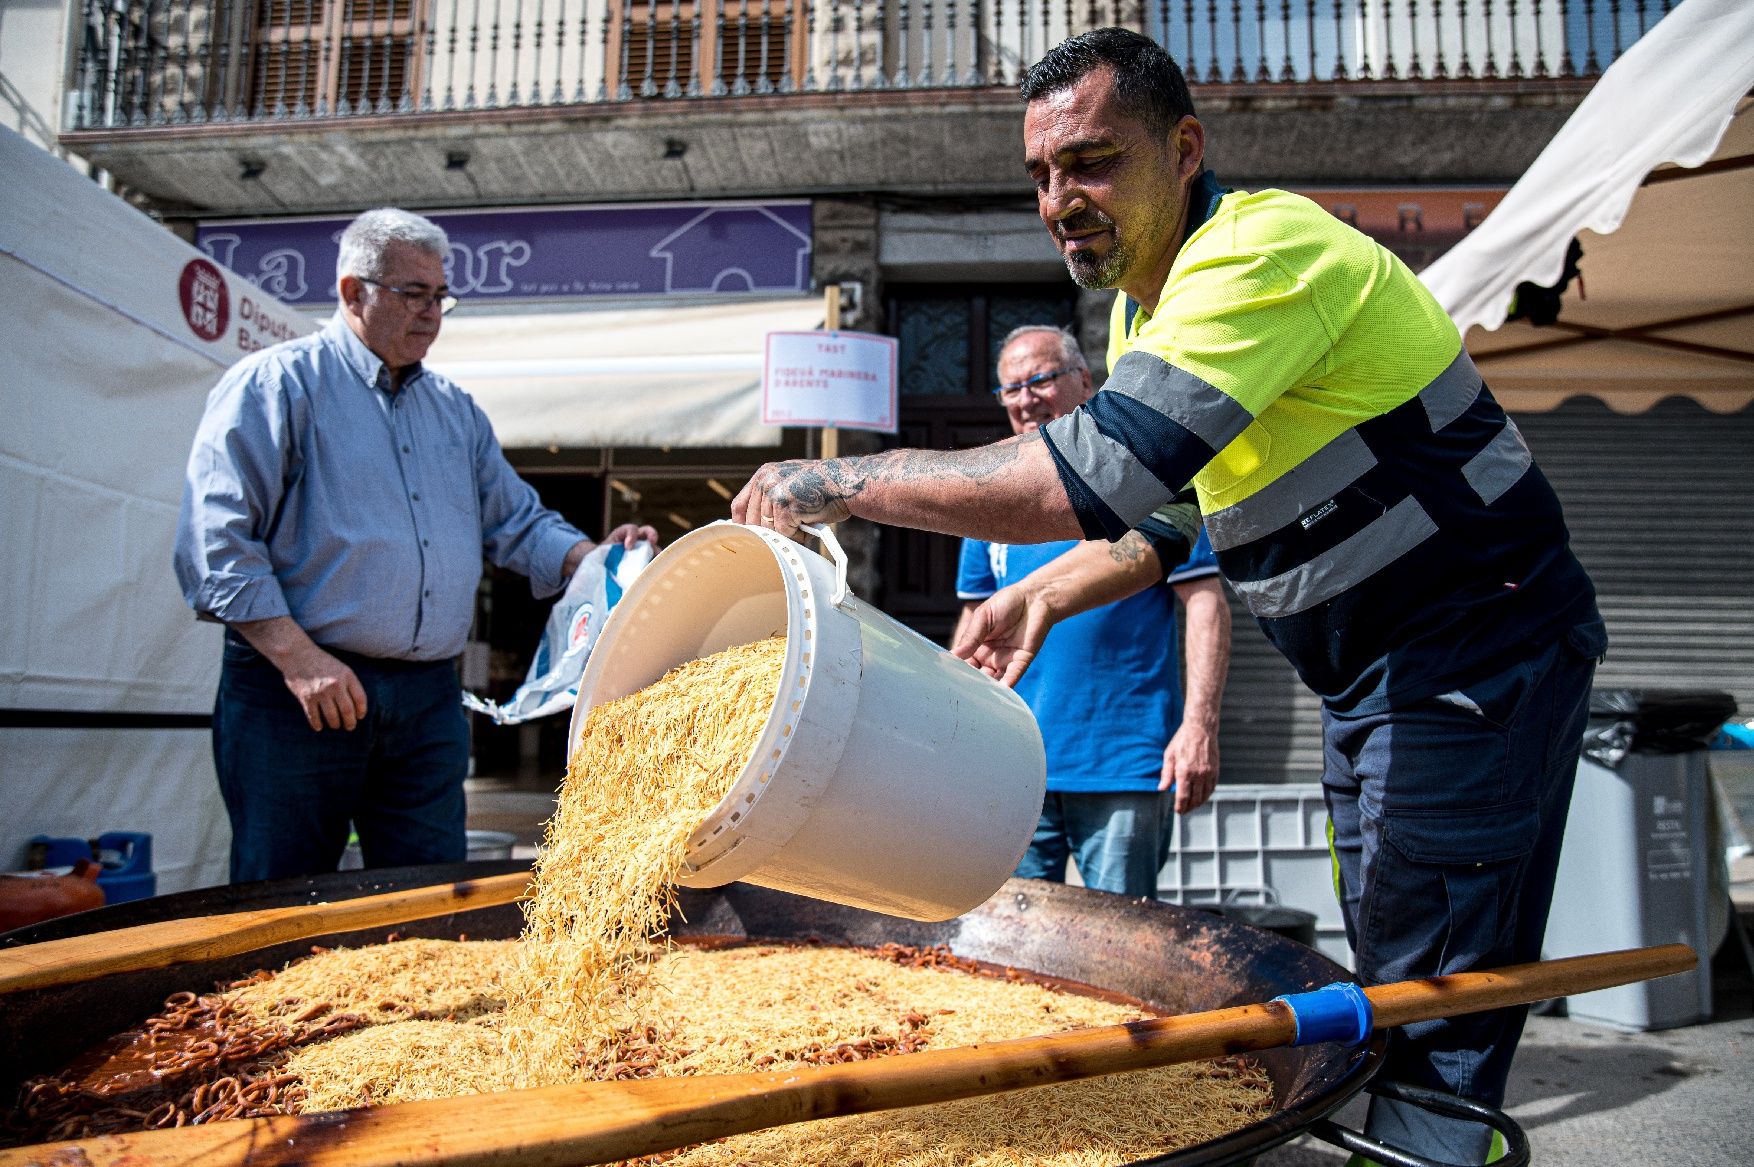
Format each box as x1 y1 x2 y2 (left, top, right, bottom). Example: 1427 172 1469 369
425 297 825 449
0 128 314 892
1420 0 1754 415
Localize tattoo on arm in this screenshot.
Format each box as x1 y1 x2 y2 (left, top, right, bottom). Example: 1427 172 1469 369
766 432 1046 521
852 432 1041 484
1109 531 1152 564
772 459 869 512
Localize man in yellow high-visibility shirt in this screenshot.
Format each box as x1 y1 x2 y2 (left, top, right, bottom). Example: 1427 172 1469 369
733 27 1603 1164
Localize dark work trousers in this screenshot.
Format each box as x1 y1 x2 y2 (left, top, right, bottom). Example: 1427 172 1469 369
213 634 470 883
1322 619 1606 1164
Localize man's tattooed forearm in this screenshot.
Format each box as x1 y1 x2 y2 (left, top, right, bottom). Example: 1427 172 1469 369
847 432 1041 485
1109 531 1152 564
771 458 869 510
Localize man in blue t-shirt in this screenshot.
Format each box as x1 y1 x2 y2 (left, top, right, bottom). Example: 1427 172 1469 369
954 325 1232 897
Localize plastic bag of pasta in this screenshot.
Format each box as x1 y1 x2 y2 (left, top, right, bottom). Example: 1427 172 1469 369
462 540 654 725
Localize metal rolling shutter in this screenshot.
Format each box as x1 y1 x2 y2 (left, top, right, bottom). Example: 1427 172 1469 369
1211 603 1327 784
1214 396 1754 786
1519 398 1754 714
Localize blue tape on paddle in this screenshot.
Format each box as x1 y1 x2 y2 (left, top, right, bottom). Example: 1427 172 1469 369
1272 981 1374 1047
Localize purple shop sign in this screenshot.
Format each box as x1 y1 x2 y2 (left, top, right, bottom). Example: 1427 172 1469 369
196 201 813 306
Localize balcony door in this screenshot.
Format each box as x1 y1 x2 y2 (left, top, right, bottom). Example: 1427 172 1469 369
244 0 429 117
605 0 806 99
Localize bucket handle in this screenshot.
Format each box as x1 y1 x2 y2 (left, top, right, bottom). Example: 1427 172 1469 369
801 524 850 607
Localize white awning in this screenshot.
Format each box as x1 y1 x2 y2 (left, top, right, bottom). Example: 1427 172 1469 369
1419 0 1754 415
424 297 824 448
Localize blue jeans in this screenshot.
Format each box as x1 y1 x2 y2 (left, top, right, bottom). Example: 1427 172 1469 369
1323 620 1605 1162
1013 789 1175 897
213 634 470 883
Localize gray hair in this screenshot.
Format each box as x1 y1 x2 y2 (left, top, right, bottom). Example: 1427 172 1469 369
999 324 1088 372
336 208 449 289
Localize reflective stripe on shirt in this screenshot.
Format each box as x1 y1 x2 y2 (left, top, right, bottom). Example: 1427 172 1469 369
1040 180 1597 708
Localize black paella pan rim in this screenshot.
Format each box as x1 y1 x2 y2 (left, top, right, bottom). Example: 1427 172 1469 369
0 863 1386 1166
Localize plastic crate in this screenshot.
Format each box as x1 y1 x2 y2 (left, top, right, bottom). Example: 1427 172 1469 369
1156 784 1352 967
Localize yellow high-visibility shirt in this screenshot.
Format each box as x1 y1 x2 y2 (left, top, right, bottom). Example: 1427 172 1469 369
1040 174 1598 709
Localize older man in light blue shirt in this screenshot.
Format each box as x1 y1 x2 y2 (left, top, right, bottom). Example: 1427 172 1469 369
176 207 653 882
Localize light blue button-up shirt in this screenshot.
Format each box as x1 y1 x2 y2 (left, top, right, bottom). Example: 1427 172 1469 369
175 314 585 661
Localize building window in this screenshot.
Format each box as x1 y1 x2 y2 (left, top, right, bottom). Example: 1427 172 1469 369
889 286 1078 398
607 0 799 99
247 0 428 117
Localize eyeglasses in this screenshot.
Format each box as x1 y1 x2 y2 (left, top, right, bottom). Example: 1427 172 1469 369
359 277 459 315
992 366 1074 403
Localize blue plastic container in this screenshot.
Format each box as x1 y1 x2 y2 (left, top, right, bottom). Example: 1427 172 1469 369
28 832 157 903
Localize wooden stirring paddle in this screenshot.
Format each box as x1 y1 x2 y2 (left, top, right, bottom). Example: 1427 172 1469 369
0 869 533 996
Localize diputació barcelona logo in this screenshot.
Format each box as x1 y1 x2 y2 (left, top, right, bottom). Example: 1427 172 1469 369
179 258 229 342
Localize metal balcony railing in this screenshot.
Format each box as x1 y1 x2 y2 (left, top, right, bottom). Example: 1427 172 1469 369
68 0 1669 130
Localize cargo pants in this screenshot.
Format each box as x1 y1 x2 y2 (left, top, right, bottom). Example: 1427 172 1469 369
1322 619 1606 1164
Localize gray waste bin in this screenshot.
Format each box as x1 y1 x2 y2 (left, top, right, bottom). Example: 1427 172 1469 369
1544 689 1737 1030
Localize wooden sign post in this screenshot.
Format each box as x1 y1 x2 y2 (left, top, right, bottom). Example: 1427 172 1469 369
821 284 842 460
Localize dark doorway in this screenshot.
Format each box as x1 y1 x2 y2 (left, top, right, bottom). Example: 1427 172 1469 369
878 281 1078 642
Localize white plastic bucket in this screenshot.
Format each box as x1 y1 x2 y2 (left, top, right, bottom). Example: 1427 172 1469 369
567 521 1045 921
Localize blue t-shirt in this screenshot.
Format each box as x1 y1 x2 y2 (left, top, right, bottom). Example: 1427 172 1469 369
956 530 1219 793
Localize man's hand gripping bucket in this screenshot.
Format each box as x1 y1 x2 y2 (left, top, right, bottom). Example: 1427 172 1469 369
566 521 1046 921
